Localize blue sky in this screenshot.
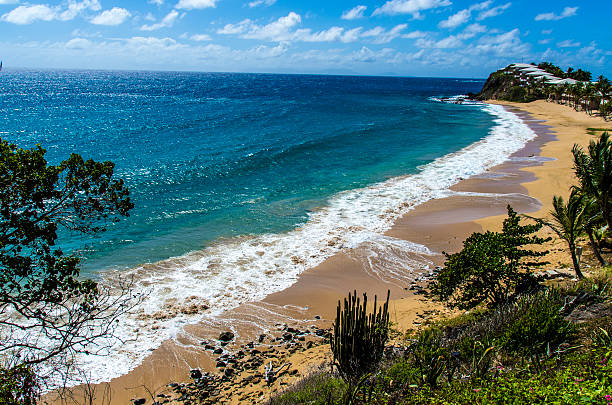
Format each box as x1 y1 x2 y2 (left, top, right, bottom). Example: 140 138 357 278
0 0 610 77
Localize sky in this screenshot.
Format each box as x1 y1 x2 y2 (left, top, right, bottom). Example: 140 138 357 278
0 0 610 77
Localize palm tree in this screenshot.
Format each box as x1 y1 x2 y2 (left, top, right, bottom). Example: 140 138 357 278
582 198 607 266
540 191 586 279
572 132 612 231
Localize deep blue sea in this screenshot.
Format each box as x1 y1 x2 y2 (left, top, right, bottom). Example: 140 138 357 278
0 70 539 382
0 70 488 272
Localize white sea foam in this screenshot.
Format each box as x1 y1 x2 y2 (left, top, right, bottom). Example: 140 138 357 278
37 102 537 386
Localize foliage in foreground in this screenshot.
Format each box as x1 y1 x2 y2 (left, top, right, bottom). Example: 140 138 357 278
0 137 135 395
430 206 550 309
269 281 612 405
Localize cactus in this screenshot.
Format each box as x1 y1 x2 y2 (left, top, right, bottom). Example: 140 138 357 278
331 290 390 382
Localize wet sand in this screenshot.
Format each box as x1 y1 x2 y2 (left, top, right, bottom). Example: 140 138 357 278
46 101 611 404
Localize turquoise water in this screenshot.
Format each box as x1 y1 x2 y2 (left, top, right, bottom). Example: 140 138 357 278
0 70 489 273
2 70 543 383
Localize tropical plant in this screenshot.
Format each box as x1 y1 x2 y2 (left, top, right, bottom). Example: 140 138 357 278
530 190 587 279
582 199 607 266
430 206 549 309
331 290 390 384
0 138 135 381
572 132 612 230
407 328 447 388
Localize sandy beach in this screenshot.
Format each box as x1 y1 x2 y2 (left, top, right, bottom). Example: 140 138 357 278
46 100 611 404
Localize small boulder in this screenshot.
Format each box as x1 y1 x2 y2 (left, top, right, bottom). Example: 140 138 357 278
219 331 234 342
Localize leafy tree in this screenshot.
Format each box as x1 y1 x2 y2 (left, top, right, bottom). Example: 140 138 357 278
569 68 592 82
0 137 135 370
430 206 549 310
572 132 612 231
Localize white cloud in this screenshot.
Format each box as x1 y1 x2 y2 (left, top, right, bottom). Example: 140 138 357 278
140 10 179 31
251 42 288 58
361 24 407 44
218 12 300 41
59 0 100 21
1 1 102 24
1 5 56 24
341 5 367 20
191 33 212 41
248 0 276 8
351 46 394 62
438 1 495 29
476 2 511 20
0 0 19 4
65 37 92 49
558 39 580 48
217 12 407 44
175 0 216 10
538 39 551 45
474 28 529 56
438 9 470 28
90 7 130 25
372 0 451 18
541 29 552 34
535 6 577 21
402 30 426 39
464 23 487 35
149 0 164 4
217 19 252 35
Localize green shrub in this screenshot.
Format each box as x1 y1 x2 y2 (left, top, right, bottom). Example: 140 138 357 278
407 328 448 388
500 289 574 359
431 206 549 310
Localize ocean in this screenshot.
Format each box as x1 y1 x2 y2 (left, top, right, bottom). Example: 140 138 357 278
0 70 536 383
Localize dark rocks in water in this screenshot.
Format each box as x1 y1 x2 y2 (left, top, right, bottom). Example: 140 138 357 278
258 334 266 343
224 368 234 377
204 344 215 350
133 399 146 405
282 332 293 341
219 331 234 342
314 315 321 319
213 348 223 354
216 361 226 368
286 327 299 334
190 369 202 380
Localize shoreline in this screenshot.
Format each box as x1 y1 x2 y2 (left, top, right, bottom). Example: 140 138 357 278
48 101 611 404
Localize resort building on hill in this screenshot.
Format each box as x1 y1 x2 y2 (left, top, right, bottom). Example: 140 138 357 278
508 63 579 86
